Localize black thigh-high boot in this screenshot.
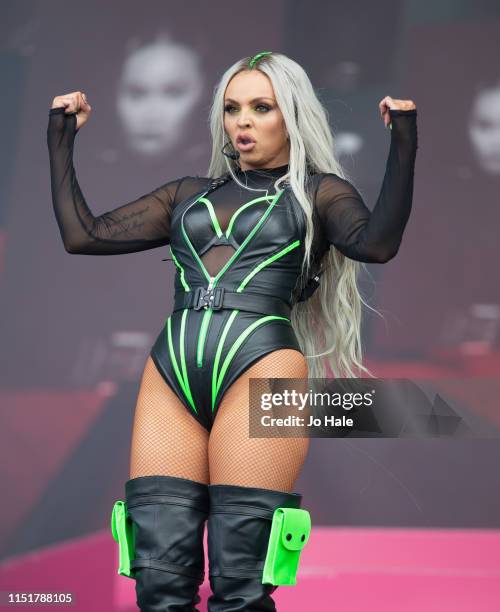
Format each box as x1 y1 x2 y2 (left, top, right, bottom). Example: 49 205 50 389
125 475 209 611
207 484 302 612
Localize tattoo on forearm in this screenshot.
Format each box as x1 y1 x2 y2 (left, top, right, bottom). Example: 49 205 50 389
100 205 153 238
107 220 146 238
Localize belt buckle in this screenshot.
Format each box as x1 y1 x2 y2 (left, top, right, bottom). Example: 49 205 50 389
193 286 225 310
211 287 225 310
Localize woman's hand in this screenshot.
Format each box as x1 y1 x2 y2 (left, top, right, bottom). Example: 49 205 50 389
51 91 92 131
379 96 416 128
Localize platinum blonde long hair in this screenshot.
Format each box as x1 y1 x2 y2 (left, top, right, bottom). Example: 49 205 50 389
207 52 379 379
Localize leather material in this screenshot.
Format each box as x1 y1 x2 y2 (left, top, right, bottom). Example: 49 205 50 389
150 176 306 433
150 308 301 433
173 289 291 319
168 177 306 307
125 475 209 611
206 484 302 611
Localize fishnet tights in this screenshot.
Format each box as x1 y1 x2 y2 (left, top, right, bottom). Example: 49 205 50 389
129 356 210 483
129 350 310 492
209 349 310 492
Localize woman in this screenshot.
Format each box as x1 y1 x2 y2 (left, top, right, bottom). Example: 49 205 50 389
47 51 417 611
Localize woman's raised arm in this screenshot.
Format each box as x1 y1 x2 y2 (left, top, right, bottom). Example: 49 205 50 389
47 105 188 255
315 108 418 263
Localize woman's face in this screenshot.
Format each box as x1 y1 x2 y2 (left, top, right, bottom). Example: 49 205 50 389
116 43 203 156
468 87 500 175
223 70 290 171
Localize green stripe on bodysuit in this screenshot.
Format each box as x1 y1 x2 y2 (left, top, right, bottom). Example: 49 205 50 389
197 195 277 239
179 309 196 411
211 313 291 411
198 197 223 238
237 240 301 292
169 246 190 291
225 197 271 237
166 313 197 414
196 308 213 367
181 216 212 283
211 310 239 410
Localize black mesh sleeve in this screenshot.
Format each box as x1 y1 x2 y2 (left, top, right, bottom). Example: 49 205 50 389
314 108 418 263
47 107 187 255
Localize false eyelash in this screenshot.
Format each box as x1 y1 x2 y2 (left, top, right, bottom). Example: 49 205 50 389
224 104 271 112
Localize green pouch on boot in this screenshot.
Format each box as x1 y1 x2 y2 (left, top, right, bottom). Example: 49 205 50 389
262 507 311 586
111 500 135 579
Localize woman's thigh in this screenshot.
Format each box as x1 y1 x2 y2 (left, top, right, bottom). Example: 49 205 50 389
208 349 310 492
129 355 210 484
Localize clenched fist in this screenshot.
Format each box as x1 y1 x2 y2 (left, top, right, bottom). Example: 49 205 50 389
51 91 92 131
379 96 416 128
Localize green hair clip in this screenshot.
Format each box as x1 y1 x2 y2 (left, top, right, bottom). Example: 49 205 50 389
248 51 273 69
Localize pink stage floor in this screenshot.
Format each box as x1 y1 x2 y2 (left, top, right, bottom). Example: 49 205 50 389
1 526 499 611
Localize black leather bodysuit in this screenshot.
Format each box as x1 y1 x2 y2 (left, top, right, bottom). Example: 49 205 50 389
47 106 418 432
